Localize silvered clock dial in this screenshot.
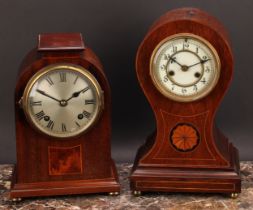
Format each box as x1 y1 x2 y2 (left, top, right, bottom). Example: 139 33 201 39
22 64 103 138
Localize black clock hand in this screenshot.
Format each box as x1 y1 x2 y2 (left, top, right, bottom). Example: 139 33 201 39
188 59 211 69
168 55 184 67
36 89 61 102
66 87 89 102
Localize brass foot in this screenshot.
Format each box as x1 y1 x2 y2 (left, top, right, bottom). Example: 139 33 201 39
11 198 22 202
108 192 120 196
230 193 238 199
133 190 141 196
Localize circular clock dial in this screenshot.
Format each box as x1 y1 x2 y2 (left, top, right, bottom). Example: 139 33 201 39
22 64 103 138
150 33 220 102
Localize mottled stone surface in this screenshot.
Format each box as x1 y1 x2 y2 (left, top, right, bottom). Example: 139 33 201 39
0 162 252 210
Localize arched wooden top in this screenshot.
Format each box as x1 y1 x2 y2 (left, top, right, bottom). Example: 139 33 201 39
136 7 233 116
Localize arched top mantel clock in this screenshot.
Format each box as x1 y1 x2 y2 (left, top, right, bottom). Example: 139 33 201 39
10 33 120 199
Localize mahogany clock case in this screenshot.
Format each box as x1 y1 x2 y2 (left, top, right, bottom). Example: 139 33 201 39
130 8 241 195
0 0 251 197
1 0 252 166
10 33 120 198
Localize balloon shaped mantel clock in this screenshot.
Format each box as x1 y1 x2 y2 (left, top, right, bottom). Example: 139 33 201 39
10 33 120 199
130 8 241 197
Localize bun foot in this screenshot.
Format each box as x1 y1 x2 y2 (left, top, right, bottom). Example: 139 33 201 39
133 190 142 196
230 193 239 199
108 192 120 196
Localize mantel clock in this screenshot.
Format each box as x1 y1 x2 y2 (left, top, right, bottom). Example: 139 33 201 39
10 33 120 199
130 8 241 198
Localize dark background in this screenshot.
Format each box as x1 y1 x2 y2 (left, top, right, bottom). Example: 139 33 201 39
0 0 252 163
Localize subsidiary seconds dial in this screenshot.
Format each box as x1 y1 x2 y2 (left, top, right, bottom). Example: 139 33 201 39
150 33 220 102
22 64 103 138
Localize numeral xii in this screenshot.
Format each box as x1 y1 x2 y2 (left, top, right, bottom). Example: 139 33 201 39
59 72 66 82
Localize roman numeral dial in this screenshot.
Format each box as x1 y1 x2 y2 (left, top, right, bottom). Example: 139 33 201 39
24 65 103 138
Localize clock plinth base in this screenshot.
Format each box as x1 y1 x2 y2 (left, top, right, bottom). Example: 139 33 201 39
130 135 241 195
9 160 120 199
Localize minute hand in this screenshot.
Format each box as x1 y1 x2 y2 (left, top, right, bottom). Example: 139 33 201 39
36 89 61 102
188 59 211 69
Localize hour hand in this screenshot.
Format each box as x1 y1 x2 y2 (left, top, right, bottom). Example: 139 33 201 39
188 59 211 69
168 55 184 67
36 89 61 102
66 87 89 101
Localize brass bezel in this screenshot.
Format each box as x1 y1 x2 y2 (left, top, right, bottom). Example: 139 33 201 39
22 63 104 138
150 33 221 102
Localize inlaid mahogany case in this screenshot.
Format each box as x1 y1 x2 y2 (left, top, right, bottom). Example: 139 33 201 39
11 33 120 198
130 8 241 196
9 7 241 199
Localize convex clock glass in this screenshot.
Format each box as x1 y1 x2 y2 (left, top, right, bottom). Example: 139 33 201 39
22 64 102 138
150 34 220 102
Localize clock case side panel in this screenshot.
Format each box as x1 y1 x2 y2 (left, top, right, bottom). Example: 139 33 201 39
11 47 119 198
130 8 240 194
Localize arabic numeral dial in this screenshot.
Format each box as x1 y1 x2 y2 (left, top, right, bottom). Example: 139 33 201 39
151 34 220 102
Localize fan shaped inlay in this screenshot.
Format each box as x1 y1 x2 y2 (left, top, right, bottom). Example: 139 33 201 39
170 123 200 152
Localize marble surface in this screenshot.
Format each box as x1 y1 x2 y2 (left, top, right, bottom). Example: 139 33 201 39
0 162 252 210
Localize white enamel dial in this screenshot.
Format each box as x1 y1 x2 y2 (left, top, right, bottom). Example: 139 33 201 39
150 34 220 102
22 64 103 138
